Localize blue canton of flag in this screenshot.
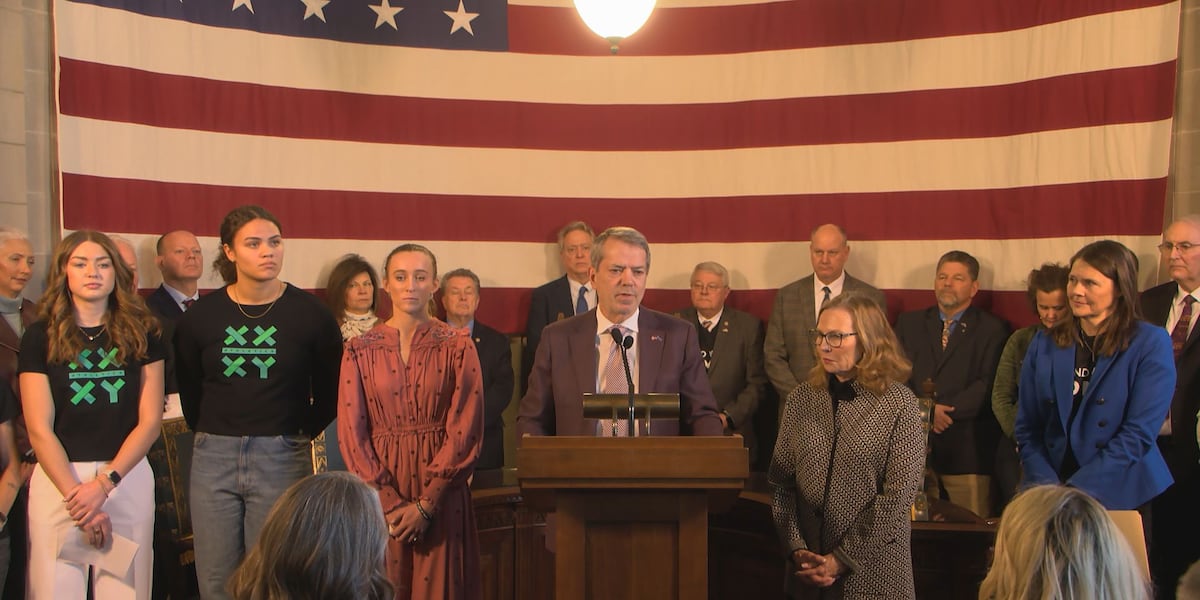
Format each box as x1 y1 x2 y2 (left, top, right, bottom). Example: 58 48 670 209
77 0 508 51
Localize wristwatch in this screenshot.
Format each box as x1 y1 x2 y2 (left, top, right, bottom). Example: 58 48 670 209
105 470 122 488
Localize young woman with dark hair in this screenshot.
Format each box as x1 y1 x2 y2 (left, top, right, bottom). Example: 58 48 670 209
174 206 342 599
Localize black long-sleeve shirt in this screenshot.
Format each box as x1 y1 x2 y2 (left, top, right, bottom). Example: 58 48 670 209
174 284 342 437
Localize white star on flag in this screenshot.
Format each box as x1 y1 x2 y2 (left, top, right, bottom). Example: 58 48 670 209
444 0 479 36
231 0 253 13
301 0 331 21
370 0 404 29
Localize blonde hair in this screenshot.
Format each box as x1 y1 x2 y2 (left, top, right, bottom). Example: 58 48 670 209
805 293 910 396
228 472 392 600
979 485 1149 600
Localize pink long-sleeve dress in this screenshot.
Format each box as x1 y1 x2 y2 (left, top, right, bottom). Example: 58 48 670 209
339 320 484 600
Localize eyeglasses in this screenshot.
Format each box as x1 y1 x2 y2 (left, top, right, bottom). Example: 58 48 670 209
690 283 726 293
1158 241 1200 253
810 330 857 347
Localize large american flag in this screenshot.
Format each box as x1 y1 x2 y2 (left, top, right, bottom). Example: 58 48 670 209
54 0 1179 332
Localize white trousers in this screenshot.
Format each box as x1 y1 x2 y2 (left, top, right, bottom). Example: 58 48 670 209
28 458 153 600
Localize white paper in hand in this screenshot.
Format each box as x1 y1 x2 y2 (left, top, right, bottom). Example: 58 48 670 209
56 528 139 579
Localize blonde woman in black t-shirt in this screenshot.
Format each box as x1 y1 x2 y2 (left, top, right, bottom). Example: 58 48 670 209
18 230 164 599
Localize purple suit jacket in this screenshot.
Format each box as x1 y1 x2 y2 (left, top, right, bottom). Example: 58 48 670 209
516 308 724 437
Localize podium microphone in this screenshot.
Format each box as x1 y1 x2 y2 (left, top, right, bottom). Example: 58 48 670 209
610 328 636 435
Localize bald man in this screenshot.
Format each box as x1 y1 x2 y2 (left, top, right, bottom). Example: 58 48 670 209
764 224 887 401
146 230 203 322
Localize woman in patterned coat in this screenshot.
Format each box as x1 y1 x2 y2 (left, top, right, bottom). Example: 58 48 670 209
769 293 925 599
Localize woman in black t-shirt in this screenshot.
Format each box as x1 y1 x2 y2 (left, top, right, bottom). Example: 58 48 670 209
18 230 164 599
174 205 342 600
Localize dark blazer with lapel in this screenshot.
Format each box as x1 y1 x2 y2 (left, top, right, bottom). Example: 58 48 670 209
0 298 38 454
146 284 185 322
1014 322 1174 509
516 308 724 437
145 284 186 395
895 305 1008 475
522 275 575 394
674 306 766 452
1141 281 1200 478
764 273 887 399
0 298 37 394
471 320 514 470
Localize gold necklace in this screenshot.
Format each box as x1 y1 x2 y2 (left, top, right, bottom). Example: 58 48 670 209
79 325 106 342
233 281 283 320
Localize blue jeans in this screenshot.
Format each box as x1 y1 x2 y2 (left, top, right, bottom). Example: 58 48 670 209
189 433 312 600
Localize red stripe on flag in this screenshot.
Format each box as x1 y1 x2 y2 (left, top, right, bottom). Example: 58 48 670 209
63 173 1167 242
508 0 1170 56
58 59 1177 150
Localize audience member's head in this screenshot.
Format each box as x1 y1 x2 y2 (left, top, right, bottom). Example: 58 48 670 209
979 484 1148 600
934 250 980 317
1160 214 1200 293
557 220 594 284
1025 263 1070 329
0 227 34 300
155 230 203 292
110 235 139 291
227 472 392 600
809 224 849 285
689 261 730 319
441 268 481 328
1179 559 1200 600
325 253 379 321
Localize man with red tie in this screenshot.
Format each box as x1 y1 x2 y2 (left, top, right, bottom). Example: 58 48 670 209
1141 215 1200 599
146 230 203 322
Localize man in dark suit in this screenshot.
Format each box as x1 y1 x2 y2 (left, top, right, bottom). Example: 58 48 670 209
517 227 723 437
1141 215 1200 599
674 261 766 465
146 230 203 322
765 224 887 401
442 268 514 470
895 250 1008 518
522 221 595 394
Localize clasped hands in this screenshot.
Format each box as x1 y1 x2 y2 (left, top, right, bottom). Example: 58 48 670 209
386 501 432 545
932 404 955 434
65 476 112 549
791 549 845 588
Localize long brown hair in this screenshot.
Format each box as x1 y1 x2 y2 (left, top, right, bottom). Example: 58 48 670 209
806 293 911 396
1050 240 1141 356
212 205 282 285
325 254 378 323
38 230 159 364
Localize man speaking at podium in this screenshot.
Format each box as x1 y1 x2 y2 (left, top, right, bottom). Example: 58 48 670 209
517 226 724 437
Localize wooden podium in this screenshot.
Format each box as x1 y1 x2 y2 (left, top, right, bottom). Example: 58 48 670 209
517 436 748 600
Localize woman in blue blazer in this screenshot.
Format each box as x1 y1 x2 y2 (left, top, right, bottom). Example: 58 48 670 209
1015 240 1175 510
